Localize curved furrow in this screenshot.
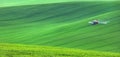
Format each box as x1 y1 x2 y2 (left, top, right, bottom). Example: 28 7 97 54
15 12 119 44
71 31 120 48
0 2 120 53
31 15 119 45
0 10 119 43
0 2 99 25
43 24 119 47
0 2 118 25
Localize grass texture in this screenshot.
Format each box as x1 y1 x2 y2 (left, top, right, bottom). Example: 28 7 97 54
0 1 120 54
0 43 120 57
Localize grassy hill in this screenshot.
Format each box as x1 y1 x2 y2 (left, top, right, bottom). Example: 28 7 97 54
0 0 75 7
0 1 120 54
0 0 96 7
0 0 119 7
0 43 120 57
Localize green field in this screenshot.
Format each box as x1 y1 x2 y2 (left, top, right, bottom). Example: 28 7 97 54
0 0 75 7
0 1 120 57
0 43 120 57
0 0 118 7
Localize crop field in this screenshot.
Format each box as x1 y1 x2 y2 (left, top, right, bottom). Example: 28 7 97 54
0 1 120 57
0 0 95 7
0 43 120 57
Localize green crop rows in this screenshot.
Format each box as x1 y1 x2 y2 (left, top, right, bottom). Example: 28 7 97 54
0 1 120 57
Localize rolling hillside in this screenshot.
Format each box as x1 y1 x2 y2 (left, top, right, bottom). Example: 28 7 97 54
0 0 94 7
0 1 120 53
0 43 120 57
0 0 118 7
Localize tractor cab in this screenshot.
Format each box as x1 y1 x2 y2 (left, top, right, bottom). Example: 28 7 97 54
89 20 99 25
92 20 99 25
